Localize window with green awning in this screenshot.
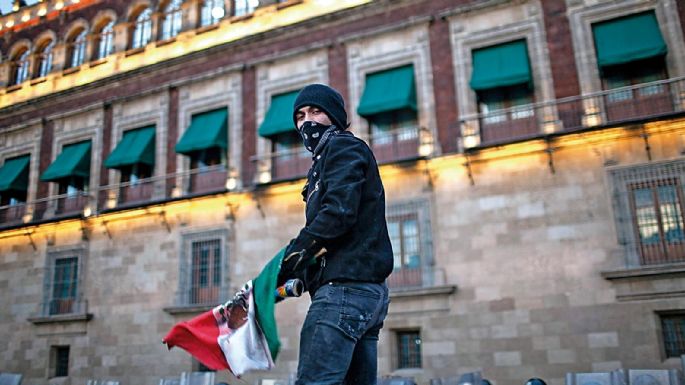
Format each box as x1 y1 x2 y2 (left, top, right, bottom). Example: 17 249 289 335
357 64 417 118
104 126 156 169
258 91 300 138
0 155 30 193
176 107 228 155
592 11 667 68
470 39 532 91
40 141 91 182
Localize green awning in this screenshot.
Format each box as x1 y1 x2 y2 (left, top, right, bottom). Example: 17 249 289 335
470 39 532 91
104 126 155 169
357 64 416 117
176 107 228 155
592 11 667 67
258 91 299 138
0 155 30 192
40 141 91 182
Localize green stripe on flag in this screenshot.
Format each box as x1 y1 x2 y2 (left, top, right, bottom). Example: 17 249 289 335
253 247 286 361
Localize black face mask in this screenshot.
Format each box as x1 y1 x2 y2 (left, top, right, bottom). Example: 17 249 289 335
298 121 332 153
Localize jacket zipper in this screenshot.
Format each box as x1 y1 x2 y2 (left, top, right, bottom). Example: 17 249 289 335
307 180 320 203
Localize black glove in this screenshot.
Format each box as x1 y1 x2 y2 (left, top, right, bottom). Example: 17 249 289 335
280 231 326 278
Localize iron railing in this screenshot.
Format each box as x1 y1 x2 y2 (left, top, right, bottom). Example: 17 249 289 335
251 147 311 183
250 125 433 184
0 164 236 228
460 76 685 148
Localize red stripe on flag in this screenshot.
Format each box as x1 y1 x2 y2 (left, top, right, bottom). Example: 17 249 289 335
163 308 231 371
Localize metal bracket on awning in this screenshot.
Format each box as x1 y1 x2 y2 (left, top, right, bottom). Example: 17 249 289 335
158 211 171 233
79 218 90 241
463 152 475 186
24 229 37 251
641 126 652 161
102 220 113 240
545 138 556 175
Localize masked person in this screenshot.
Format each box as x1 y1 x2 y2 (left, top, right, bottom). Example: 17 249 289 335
278 84 394 384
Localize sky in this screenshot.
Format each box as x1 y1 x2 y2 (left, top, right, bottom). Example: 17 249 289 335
0 0 39 16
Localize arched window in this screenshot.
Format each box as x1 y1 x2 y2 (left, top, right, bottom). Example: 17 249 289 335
10 48 30 85
66 28 88 68
160 0 183 40
94 20 115 60
131 8 152 49
233 0 258 17
200 0 224 27
35 39 55 78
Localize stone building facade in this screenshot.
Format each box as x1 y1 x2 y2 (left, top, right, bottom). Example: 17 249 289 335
1 0 685 384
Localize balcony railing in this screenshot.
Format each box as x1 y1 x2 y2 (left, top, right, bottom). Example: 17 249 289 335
366 126 422 164
387 267 423 289
251 148 311 183
39 298 88 317
0 202 27 225
29 191 90 221
176 285 230 307
461 76 685 148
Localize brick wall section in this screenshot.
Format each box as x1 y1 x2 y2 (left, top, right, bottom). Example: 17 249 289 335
166 86 179 195
541 0 580 99
327 42 349 112
36 118 53 200
428 16 458 154
99 103 112 187
678 0 685 42
241 65 256 185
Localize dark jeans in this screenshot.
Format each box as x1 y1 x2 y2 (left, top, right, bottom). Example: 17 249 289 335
296 281 390 385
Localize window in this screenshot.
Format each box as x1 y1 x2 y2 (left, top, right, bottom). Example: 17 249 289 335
180 230 228 306
94 20 115 60
234 0 258 17
190 238 222 304
592 11 672 121
388 214 420 270
200 0 224 26
608 160 685 267
272 132 303 160
270 131 309 181
470 39 537 143
477 84 534 124
602 57 667 102
10 48 30 85
131 8 153 49
49 256 79 315
397 330 421 369
190 147 225 170
160 0 183 40
661 313 685 358
176 107 228 193
386 200 432 289
369 110 418 146
0 155 30 206
630 180 685 264
40 140 91 215
104 125 156 204
66 28 88 68
35 39 55 78
52 346 70 377
357 64 420 162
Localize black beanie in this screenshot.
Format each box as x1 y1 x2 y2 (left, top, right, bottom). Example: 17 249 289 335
293 84 348 131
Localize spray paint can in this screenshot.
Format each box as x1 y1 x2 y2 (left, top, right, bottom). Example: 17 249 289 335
275 279 304 300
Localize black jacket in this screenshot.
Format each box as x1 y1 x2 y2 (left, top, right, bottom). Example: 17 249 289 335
298 131 394 294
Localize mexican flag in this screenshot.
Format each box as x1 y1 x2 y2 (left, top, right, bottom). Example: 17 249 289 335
163 248 286 376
